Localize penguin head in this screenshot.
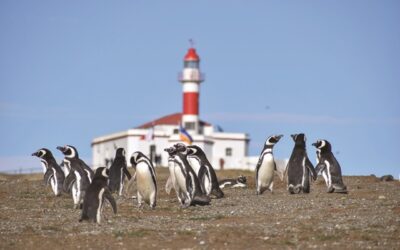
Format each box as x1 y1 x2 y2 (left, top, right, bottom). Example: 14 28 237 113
265 134 284 147
130 151 142 168
94 167 109 179
291 133 306 146
174 143 188 154
164 146 177 156
56 145 78 158
237 175 247 184
115 148 125 158
312 139 332 152
32 148 53 160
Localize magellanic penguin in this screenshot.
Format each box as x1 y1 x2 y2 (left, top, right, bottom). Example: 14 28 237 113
286 134 317 194
312 140 347 193
32 148 65 196
130 151 157 209
164 146 189 206
108 148 132 196
177 144 224 199
57 145 94 209
219 175 247 189
172 144 211 207
80 167 117 224
255 134 283 195
164 146 179 195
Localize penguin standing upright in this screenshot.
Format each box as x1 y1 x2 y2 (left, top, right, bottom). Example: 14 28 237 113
255 134 283 195
164 146 179 195
57 145 94 208
80 167 117 224
176 144 224 199
130 151 157 209
312 139 347 193
108 148 132 196
286 134 317 194
172 144 211 207
32 148 65 196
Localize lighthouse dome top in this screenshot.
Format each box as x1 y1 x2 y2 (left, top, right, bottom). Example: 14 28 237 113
184 48 200 61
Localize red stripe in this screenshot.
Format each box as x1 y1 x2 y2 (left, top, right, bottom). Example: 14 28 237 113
183 92 199 115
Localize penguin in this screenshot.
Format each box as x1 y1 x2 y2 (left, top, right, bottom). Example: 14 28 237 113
57 145 94 209
80 167 117 224
171 144 211 207
219 175 247 189
108 148 132 196
180 144 224 198
255 134 283 195
164 146 188 205
32 148 65 196
130 151 157 209
286 133 317 194
312 139 347 193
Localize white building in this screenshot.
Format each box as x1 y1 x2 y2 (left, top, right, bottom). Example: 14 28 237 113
91 46 250 170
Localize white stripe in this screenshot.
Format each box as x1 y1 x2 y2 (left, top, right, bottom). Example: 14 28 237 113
301 157 306 187
324 160 332 187
183 83 199 92
97 188 105 223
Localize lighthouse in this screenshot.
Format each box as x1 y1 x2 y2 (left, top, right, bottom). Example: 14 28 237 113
92 43 250 170
179 46 204 134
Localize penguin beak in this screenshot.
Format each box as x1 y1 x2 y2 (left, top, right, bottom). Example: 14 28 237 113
312 142 317 147
56 146 66 152
276 135 284 140
31 151 38 157
290 134 296 139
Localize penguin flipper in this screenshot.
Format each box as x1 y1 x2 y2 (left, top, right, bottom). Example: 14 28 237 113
123 166 132 180
165 176 173 195
315 162 327 175
197 166 208 194
305 158 317 181
104 189 117 214
43 169 53 186
63 172 76 192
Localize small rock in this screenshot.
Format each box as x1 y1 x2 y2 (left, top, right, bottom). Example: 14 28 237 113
199 241 205 245
378 195 386 200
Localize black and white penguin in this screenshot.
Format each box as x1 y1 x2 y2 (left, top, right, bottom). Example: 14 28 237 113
312 139 347 193
57 145 94 209
32 148 65 196
130 151 157 209
219 175 247 189
80 167 117 224
164 146 179 195
108 148 132 196
180 144 224 199
286 133 317 194
171 144 211 207
255 134 283 195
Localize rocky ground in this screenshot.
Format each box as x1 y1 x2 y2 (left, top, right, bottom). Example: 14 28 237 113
0 168 399 250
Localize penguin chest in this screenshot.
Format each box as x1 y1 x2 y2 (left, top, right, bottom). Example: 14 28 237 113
258 154 275 183
188 157 201 176
174 165 188 193
136 164 156 197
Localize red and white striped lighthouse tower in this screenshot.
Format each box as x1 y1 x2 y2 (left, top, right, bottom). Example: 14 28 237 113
179 44 204 134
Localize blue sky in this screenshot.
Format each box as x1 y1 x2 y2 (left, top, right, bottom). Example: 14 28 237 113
1 1 399 176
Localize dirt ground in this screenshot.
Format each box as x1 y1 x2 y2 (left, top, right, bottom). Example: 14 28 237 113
0 168 399 250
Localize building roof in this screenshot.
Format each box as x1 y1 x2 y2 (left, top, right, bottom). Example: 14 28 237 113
136 113 211 129
184 48 200 61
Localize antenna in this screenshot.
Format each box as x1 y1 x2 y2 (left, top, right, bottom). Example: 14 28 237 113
189 39 195 48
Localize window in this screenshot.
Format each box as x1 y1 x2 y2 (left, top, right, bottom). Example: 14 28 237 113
173 128 179 134
185 122 196 130
225 148 232 156
184 61 199 69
